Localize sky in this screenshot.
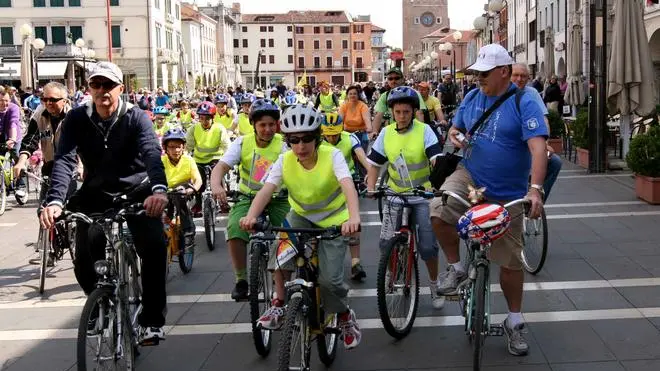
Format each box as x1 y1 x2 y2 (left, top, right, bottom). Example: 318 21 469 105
192 0 486 48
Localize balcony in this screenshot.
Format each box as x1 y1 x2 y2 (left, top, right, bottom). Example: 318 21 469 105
0 44 85 59
165 13 175 24
157 48 180 64
295 65 351 72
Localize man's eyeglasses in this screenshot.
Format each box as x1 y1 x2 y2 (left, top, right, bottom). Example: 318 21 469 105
286 134 317 145
89 80 120 90
387 76 402 81
42 97 65 104
477 67 501 79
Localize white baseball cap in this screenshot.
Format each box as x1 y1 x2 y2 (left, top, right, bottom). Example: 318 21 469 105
89 61 123 84
468 44 515 72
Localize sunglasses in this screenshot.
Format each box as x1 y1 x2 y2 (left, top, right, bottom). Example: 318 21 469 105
42 97 65 104
387 76 402 81
89 80 120 90
477 67 501 79
286 134 317 145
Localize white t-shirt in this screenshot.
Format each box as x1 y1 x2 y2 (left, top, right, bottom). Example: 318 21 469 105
265 147 352 187
219 135 289 168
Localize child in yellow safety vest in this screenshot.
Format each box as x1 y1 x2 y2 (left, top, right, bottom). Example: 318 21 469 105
240 104 362 350
161 128 203 249
176 100 196 131
320 112 370 281
213 93 237 134
235 93 256 136
153 106 174 139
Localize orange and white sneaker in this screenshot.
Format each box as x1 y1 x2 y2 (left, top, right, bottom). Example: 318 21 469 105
339 309 361 350
257 300 285 330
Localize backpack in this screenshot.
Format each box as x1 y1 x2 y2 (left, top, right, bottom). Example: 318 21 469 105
138 95 150 110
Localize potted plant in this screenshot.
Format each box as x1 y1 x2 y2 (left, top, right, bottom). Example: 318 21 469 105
626 125 660 204
572 108 589 168
547 109 565 154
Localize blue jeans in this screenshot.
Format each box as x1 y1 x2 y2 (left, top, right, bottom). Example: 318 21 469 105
543 154 562 202
379 199 439 261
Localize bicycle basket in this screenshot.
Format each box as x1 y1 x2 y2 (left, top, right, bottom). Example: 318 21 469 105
456 203 511 244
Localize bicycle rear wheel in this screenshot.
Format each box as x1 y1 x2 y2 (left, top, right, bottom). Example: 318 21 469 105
471 265 488 371
38 227 49 295
202 196 217 251
317 309 338 366
249 241 272 357
521 209 548 275
376 234 420 339
277 295 310 371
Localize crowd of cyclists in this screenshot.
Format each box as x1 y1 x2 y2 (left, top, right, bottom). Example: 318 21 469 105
0 42 567 367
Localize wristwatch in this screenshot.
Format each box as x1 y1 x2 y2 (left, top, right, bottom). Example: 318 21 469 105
530 184 545 197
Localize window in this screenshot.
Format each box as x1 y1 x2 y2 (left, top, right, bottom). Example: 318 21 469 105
323 26 333 33
436 17 442 24
260 54 266 64
233 38 239 48
111 25 121 47
268 38 274 47
234 55 240 64
70 26 82 42
414 17 420 24
314 26 320 34
35 26 47 43
326 40 332 49
33 0 45 6
342 56 349 67
295 26 304 34
287 25 292 32
260 38 266 47
240 55 248 64
0 0 11 6
242 39 248 48
269 55 274 64
260 26 267 32
175 4 179 19
268 26 273 32
69 0 81 5
313 40 319 49
313 56 320 68
353 41 364 50
288 55 293 64
356 57 363 68
51 26 66 44
110 0 119 5
340 26 349 33
297 40 304 49
164 0 171 14
154 0 159 8
0 27 13 45
353 24 364 33
528 20 536 42
287 38 293 47
165 29 172 49
297 56 304 68
242 26 247 32
326 56 332 67
342 39 348 49
155 24 162 48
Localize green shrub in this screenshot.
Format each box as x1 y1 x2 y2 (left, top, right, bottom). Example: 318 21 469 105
626 125 660 177
572 107 589 149
547 109 565 138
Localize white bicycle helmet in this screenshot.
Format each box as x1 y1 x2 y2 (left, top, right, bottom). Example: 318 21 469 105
280 104 323 133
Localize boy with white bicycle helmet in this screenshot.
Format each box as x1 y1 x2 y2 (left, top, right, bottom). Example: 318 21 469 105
320 112 370 281
236 93 256 136
365 86 445 309
239 104 362 350
210 98 290 303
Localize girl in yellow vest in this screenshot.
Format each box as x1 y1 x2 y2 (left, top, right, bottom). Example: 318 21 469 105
240 104 362 350
320 112 370 282
161 128 203 250
176 100 196 131
153 106 173 139
235 93 256 136
209 99 291 319
213 93 237 134
365 86 445 310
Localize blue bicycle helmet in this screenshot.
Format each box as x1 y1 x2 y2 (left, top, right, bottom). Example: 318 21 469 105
214 93 229 104
286 90 297 98
283 94 297 105
386 86 420 109
153 106 170 115
239 93 256 105
162 128 186 145
249 98 281 121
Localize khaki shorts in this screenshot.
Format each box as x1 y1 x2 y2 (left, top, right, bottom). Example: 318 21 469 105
429 166 525 270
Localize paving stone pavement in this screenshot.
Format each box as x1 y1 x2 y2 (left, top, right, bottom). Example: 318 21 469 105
1 159 660 371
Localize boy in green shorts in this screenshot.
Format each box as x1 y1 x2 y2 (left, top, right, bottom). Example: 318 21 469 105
239 104 362 349
210 98 290 301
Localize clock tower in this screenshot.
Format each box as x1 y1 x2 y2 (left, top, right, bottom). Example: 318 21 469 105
401 0 450 61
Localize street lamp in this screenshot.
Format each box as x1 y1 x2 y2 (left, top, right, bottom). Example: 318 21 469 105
430 51 439 81
453 31 463 82
488 0 505 13
473 16 488 31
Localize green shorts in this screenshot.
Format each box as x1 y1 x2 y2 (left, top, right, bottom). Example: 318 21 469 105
226 196 291 242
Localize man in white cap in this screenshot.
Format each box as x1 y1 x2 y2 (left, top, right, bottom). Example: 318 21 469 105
39 61 170 345
429 44 548 356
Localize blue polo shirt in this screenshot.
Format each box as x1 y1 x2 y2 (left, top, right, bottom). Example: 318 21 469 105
454 83 548 200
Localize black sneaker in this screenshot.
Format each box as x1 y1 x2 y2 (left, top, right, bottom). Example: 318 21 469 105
351 263 366 281
231 279 249 301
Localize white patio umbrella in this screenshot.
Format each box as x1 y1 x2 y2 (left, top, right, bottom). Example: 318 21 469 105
607 0 657 157
544 26 555 81
564 13 585 107
234 64 243 87
20 36 33 89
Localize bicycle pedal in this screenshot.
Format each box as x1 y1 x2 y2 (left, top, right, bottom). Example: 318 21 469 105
324 326 342 335
489 324 504 336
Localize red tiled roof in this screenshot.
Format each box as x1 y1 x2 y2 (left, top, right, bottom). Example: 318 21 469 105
422 27 455 39
436 30 477 43
240 13 292 23
288 10 350 24
371 24 386 32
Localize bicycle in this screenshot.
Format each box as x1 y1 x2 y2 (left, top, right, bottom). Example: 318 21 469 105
200 165 218 251
435 189 530 371
73 202 147 371
165 188 194 274
34 206 76 295
368 186 437 339
521 207 548 274
1 145 28 214
252 222 342 371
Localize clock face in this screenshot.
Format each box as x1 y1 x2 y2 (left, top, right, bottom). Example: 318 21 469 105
421 12 435 27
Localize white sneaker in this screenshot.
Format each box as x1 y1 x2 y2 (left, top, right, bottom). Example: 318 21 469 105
139 326 165 345
15 189 27 198
429 284 446 309
437 265 467 295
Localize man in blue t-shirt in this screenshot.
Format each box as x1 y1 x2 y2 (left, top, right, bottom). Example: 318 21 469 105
429 44 547 358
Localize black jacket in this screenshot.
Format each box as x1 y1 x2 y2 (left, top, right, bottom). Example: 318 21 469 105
46 99 167 206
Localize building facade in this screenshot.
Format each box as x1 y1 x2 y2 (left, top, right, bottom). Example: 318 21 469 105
402 0 450 62
198 12 218 87
645 0 660 102
198 2 240 88
371 24 387 82
181 2 202 91
351 15 373 82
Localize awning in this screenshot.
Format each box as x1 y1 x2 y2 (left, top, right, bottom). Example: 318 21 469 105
37 61 68 80
0 62 21 80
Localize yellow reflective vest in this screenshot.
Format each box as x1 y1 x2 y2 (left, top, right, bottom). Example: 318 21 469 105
383 120 431 192
239 133 284 194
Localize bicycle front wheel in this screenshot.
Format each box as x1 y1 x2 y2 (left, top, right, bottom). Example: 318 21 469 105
38 227 49 295
471 265 488 371
521 209 548 275
249 242 272 357
0 173 7 216
317 310 339 366
202 196 217 251
277 295 311 371
177 226 194 274
377 170 389 221
376 234 420 339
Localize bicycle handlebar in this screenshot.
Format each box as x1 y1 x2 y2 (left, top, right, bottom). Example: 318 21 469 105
60 203 146 225
366 186 435 200
253 221 345 240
